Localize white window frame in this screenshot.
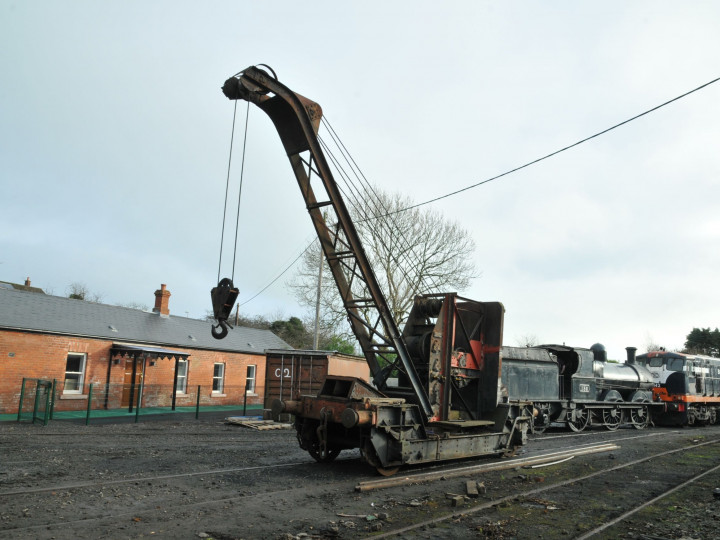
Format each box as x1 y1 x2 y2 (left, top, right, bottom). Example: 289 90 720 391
63 352 87 394
212 363 225 394
176 359 188 394
246 364 256 394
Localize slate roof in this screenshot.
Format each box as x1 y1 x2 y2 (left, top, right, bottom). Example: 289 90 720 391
0 287 292 355
0 280 46 294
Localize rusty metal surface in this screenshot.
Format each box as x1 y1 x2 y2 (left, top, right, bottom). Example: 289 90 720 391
264 352 329 408
222 67 528 469
403 293 505 422
222 66 433 420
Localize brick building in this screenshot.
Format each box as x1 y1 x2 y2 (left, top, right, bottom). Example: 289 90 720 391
0 283 291 415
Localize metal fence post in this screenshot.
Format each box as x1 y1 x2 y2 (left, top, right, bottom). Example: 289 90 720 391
50 378 57 420
243 384 248 416
86 383 94 426
134 379 144 423
195 385 201 419
32 380 42 425
17 378 27 422
41 383 51 426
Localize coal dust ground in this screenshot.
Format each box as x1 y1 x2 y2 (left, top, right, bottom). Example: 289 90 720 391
2 414 720 539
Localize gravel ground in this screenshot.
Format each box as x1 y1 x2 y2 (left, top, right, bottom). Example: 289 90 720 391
1 416 720 539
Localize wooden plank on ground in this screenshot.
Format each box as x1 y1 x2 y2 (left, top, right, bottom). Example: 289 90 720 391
225 418 292 430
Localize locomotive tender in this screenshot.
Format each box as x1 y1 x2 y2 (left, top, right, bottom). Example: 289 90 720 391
501 344 656 431
635 350 720 426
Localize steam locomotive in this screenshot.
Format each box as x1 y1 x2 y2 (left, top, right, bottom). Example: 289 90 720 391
501 344 656 432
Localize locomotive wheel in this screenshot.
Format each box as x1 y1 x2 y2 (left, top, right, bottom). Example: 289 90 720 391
375 465 400 477
532 404 551 434
308 446 341 463
629 405 650 430
567 408 590 432
361 441 399 477
602 407 623 431
630 395 651 430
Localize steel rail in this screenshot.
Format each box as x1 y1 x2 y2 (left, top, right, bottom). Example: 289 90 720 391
355 443 619 492
0 459 328 497
4 438 719 536
529 429 679 446
576 460 720 539
0 476 358 534
369 437 720 539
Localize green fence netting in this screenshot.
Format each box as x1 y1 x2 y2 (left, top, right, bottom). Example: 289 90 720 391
12 380 265 425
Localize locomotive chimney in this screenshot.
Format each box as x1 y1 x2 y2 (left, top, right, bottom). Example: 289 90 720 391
626 346 637 365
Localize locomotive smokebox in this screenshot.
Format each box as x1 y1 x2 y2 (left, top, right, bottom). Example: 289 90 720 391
626 347 637 365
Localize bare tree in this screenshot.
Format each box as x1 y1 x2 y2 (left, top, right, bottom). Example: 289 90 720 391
289 187 479 340
644 332 663 353
515 334 540 348
115 302 150 311
66 282 104 303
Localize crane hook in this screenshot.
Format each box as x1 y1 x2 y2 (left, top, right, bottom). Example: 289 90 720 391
211 320 230 340
210 278 239 340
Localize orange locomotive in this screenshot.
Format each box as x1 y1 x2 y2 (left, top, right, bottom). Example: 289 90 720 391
635 350 720 425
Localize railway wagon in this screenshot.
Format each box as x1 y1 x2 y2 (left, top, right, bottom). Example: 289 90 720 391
263 350 369 412
501 344 656 432
635 350 720 425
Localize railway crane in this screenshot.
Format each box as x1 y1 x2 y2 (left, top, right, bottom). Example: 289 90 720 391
217 65 530 474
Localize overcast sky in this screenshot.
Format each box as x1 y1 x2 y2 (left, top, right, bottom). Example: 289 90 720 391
2 1 719 360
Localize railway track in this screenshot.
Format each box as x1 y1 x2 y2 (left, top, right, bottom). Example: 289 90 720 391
2 422 720 539
370 436 720 539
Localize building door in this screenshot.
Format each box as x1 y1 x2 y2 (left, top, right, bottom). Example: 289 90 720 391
121 357 144 410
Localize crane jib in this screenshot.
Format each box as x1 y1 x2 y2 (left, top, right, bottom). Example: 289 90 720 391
221 66 434 420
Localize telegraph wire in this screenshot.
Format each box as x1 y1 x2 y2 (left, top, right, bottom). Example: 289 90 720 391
319 134 443 299
237 74 720 306
237 239 315 308
319 123 445 297
388 74 720 217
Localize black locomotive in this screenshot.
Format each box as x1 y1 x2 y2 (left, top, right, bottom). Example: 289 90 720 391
501 344 655 432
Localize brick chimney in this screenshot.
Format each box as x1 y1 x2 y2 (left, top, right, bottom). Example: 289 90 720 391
153 284 171 317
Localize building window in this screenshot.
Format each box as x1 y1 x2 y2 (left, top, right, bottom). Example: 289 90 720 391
212 363 225 394
64 352 86 394
176 359 188 393
246 365 256 394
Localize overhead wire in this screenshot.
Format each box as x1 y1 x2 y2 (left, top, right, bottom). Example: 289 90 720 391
321 116 445 297
383 74 720 218
319 124 444 302
234 74 720 306
237 240 315 308
318 135 436 304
